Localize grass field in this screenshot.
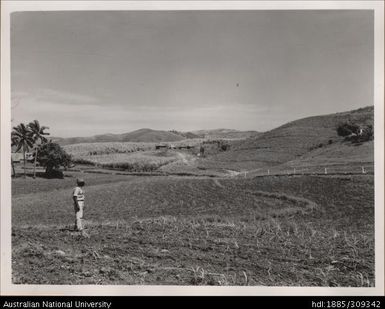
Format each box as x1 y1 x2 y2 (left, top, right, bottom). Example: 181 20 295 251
63 142 157 156
71 151 179 172
12 172 374 286
65 142 202 173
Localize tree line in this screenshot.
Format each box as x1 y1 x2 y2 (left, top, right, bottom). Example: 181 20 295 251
11 120 72 178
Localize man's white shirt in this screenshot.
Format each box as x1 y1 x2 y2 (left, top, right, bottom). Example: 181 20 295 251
73 186 85 202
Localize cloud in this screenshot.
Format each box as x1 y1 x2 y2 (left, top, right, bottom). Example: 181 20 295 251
35 88 100 105
12 92 281 137
11 85 306 137
12 88 100 109
11 88 101 131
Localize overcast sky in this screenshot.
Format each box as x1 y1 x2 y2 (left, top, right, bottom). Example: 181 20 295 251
11 10 373 138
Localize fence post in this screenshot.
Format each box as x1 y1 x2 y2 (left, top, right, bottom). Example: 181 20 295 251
324 168 327 175
362 166 366 174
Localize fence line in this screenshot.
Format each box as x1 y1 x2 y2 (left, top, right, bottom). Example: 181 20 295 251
238 164 374 178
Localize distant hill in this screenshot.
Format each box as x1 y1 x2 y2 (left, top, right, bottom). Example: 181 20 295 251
201 106 374 170
53 134 120 145
192 129 260 139
120 128 184 143
54 128 185 145
168 130 200 139
53 128 260 145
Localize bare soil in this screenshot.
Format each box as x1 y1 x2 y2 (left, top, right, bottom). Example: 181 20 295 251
12 173 374 286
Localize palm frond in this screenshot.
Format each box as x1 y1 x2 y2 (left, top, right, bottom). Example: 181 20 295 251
28 120 50 142
15 144 22 153
26 140 34 148
11 132 22 139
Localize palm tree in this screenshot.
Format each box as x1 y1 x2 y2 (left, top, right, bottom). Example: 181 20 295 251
11 135 18 177
11 123 34 178
28 120 50 179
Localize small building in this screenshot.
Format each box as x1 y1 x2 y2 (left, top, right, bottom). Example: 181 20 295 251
11 153 23 163
11 152 34 162
177 145 193 150
358 128 364 136
155 145 168 150
25 152 34 162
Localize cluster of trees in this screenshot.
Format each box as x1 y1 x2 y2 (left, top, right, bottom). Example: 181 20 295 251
11 120 72 178
202 139 230 151
336 122 374 143
168 130 197 139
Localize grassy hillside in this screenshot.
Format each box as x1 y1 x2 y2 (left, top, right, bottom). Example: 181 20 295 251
201 106 374 171
53 134 124 145
281 141 374 169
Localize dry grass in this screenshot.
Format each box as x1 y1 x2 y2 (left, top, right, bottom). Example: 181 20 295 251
64 142 156 156
73 152 178 172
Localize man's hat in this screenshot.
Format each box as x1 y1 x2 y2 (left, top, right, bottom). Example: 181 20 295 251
77 178 85 185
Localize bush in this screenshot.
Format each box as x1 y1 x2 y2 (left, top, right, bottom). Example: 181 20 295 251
37 142 72 177
363 124 374 141
101 161 160 172
350 125 374 143
45 169 64 179
308 142 326 151
336 122 373 144
72 158 95 166
220 144 230 151
337 122 360 137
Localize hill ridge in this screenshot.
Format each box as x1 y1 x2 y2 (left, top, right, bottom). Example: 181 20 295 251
200 105 374 171
54 128 261 145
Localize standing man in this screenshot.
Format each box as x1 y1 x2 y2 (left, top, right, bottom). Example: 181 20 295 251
200 145 205 157
73 178 86 233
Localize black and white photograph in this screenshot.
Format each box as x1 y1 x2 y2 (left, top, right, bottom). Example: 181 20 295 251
1 0 384 295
